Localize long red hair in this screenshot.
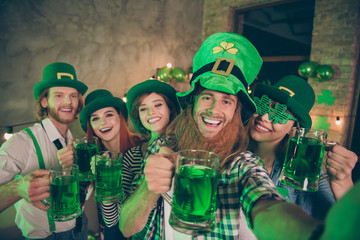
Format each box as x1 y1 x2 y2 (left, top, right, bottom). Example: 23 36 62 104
86 110 142 153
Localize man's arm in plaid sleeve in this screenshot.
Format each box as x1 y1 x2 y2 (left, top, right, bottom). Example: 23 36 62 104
252 199 323 240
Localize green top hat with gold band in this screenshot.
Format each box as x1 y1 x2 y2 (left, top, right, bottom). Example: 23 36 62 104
177 32 263 123
253 75 315 129
33 62 88 99
79 89 127 132
126 79 180 134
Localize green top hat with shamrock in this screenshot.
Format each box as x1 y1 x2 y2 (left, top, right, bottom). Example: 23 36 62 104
253 75 315 129
33 62 88 99
177 32 263 123
79 89 128 132
126 79 180 134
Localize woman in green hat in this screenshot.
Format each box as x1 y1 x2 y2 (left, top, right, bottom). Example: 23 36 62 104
120 79 180 239
79 89 142 240
93 80 180 239
247 75 357 220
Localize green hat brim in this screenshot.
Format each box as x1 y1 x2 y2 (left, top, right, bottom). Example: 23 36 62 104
34 79 88 99
177 74 256 123
253 83 312 129
126 80 180 134
80 97 127 132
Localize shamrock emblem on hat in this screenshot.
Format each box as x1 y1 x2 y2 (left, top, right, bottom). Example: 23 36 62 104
212 42 238 55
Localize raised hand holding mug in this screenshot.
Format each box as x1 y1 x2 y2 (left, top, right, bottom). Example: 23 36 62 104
162 149 220 235
280 127 335 192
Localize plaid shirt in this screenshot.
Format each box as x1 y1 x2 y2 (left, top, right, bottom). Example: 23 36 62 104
129 138 284 239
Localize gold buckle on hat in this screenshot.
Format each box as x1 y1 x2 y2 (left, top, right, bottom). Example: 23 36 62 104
211 57 235 76
57 72 74 80
278 86 295 97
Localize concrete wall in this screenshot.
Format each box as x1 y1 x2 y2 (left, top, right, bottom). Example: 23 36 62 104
202 0 360 146
0 0 204 239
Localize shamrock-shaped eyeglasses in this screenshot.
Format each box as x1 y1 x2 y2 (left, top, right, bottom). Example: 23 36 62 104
254 95 297 125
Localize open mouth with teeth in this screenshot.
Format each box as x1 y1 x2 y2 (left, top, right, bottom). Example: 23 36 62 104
100 127 113 133
255 122 271 132
148 117 161 124
202 116 222 127
60 107 73 113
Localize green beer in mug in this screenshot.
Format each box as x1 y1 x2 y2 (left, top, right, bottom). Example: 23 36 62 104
95 151 124 203
172 165 217 223
49 164 82 221
74 136 98 181
168 149 220 235
280 127 327 192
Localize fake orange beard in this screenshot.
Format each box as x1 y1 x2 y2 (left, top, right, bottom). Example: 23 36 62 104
166 106 248 170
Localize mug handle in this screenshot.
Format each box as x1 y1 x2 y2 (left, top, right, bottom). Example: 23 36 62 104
320 141 338 180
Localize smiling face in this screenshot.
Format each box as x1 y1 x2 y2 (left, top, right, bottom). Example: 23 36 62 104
41 86 79 125
90 107 121 144
138 92 171 137
249 99 296 146
192 90 238 138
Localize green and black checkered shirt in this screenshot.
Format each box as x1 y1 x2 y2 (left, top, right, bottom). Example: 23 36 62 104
128 138 285 239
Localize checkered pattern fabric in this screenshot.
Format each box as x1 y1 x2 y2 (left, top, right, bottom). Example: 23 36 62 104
130 138 284 239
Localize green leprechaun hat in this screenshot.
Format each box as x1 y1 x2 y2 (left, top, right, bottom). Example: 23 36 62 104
177 32 263 123
253 75 315 129
126 79 180 134
80 89 128 132
33 62 88 99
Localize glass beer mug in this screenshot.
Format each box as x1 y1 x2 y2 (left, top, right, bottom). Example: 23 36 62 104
46 164 82 221
279 127 332 192
95 151 124 203
73 136 98 181
162 149 220 235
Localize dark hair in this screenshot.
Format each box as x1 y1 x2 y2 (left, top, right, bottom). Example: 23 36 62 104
130 92 178 139
35 88 85 120
86 108 142 153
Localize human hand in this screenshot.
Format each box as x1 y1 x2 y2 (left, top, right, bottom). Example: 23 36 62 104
144 147 176 194
16 169 50 211
57 139 74 165
326 143 358 199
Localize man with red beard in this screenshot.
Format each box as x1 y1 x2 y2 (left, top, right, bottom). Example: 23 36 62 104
0 62 89 239
119 32 322 240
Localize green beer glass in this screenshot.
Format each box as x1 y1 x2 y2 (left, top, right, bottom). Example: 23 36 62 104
49 164 82 221
164 149 220 235
280 127 329 192
73 136 98 181
95 151 124 203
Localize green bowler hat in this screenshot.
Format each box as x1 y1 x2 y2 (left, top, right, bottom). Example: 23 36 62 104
253 75 315 129
126 79 180 134
79 89 127 132
33 62 88 99
177 32 263 123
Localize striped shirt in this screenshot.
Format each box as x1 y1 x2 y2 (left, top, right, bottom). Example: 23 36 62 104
99 145 144 228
